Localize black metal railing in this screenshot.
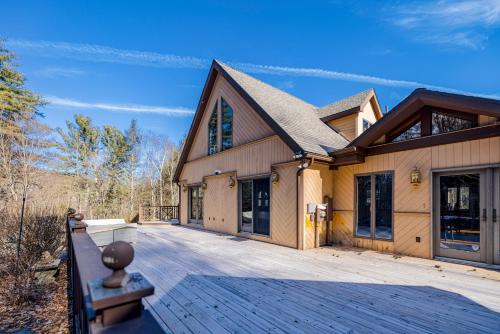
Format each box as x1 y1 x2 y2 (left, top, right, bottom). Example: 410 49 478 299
66 210 163 333
140 205 179 221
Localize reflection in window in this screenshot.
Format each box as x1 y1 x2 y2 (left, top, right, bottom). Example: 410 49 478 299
440 174 479 252
375 174 393 239
208 104 218 155
356 176 372 237
189 186 203 222
241 181 253 231
393 122 421 142
432 112 472 134
221 98 233 150
356 173 393 239
362 119 372 132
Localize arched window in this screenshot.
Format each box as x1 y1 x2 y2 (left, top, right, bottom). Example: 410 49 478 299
221 97 233 150
208 104 218 155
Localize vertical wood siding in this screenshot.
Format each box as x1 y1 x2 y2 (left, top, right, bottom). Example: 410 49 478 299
187 75 274 161
332 136 500 258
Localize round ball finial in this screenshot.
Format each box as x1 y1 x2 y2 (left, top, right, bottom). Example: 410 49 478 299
101 241 134 288
72 213 84 221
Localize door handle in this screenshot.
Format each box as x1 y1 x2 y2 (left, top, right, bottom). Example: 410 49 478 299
482 208 487 222
493 208 497 223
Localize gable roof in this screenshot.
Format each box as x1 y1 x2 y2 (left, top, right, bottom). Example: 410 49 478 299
348 88 500 149
317 89 383 121
217 61 350 156
174 60 351 182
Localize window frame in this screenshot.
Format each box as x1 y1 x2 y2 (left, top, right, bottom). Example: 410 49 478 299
237 176 272 237
220 97 233 151
362 119 372 132
354 171 394 241
207 103 218 155
188 185 204 224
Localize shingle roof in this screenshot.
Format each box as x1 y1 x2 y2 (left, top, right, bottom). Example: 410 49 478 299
316 89 374 120
217 61 350 155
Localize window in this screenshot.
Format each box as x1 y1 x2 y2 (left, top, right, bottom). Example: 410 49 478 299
362 119 372 132
208 104 218 155
431 112 473 134
392 122 421 142
355 173 393 240
189 186 203 223
239 178 270 236
221 98 233 150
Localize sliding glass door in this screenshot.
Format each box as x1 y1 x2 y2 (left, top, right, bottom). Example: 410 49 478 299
434 168 500 264
239 178 270 236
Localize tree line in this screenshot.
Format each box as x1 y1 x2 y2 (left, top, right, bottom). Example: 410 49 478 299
0 40 182 222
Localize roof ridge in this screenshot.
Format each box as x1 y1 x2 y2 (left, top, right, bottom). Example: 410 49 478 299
214 60 317 109
317 88 374 111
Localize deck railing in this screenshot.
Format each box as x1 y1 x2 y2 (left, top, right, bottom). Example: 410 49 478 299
66 210 163 333
140 205 179 221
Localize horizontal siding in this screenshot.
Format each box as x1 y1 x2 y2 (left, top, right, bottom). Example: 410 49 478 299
328 114 356 141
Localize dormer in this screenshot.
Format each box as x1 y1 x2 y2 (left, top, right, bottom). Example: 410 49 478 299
317 89 383 141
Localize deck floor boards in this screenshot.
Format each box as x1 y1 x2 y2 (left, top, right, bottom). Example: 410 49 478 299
129 225 500 334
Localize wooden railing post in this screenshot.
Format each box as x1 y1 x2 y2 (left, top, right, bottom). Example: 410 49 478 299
66 209 163 333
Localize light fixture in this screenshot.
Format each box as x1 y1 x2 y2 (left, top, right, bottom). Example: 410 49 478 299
410 167 421 186
270 170 280 184
228 176 235 188
182 184 187 192
201 181 207 190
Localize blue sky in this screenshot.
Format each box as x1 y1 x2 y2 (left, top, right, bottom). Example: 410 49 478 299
3 0 500 142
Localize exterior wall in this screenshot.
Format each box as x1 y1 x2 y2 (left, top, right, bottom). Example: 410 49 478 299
332 136 500 258
357 101 378 136
180 135 293 183
327 100 378 141
187 75 274 161
479 115 498 126
179 135 298 248
328 114 357 141
298 164 334 250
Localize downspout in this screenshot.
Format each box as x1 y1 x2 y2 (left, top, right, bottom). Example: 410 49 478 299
177 183 182 223
296 157 313 249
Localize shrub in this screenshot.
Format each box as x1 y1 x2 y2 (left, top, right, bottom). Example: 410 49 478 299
0 206 65 305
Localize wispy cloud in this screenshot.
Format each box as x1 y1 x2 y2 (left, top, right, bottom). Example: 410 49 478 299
388 0 500 49
9 39 209 69
231 62 500 99
35 67 85 78
45 95 194 116
8 39 500 99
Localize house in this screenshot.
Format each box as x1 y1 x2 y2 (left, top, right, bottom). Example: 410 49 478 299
174 60 500 265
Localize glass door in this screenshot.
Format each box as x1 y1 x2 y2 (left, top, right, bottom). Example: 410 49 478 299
434 171 485 262
253 178 270 236
493 168 500 265
239 178 270 236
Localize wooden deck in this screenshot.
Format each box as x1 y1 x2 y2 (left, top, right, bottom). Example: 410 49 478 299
130 225 500 334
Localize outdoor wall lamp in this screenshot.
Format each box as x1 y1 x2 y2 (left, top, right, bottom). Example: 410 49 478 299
271 170 280 184
228 176 235 188
410 167 421 186
182 184 187 192
201 181 207 190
